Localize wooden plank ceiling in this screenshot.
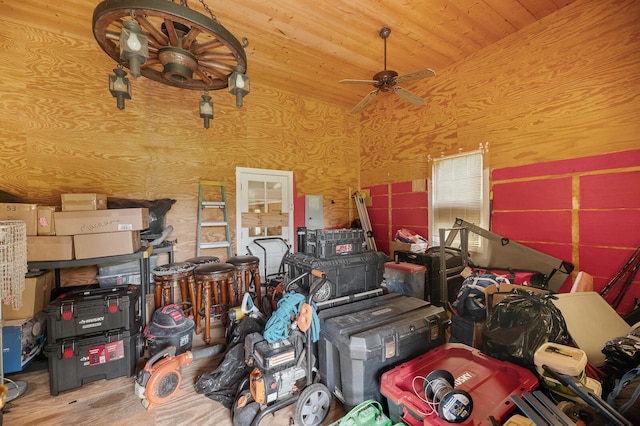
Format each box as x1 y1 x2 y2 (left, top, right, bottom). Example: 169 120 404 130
3 0 579 112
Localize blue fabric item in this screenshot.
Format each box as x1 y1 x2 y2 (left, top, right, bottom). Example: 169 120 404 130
263 292 320 343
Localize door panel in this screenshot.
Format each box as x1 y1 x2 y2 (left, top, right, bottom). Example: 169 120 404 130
236 168 294 280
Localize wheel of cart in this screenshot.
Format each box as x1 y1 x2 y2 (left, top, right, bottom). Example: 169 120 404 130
295 382 332 426
232 270 332 426
247 237 291 317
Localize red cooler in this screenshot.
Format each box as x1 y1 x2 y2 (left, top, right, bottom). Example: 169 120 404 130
380 343 538 426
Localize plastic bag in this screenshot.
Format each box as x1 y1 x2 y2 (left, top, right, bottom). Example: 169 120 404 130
602 326 640 375
481 293 570 369
107 197 176 240
194 343 249 408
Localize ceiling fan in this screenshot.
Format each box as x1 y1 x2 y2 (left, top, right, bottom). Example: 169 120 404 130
340 27 436 113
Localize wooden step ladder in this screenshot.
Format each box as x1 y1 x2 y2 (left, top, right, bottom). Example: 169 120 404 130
197 181 232 258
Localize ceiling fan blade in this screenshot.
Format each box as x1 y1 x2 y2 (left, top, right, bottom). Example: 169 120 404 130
351 90 378 113
393 87 426 106
339 79 379 84
394 68 436 84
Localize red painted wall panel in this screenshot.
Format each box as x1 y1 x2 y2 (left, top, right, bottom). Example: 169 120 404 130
492 178 572 210
493 149 640 181
392 191 428 208
579 246 635 281
392 208 429 229
580 170 640 209
579 210 640 247
368 184 388 196
491 211 572 243
391 181 413 193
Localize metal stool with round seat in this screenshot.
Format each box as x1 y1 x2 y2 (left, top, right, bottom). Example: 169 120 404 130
194 262 236 344
226 255 262 306
151 262 197 314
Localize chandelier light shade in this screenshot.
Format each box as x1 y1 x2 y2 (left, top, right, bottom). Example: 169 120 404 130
109 67 132 110
199 93 213 129
119 19 149 78
228 65 250 108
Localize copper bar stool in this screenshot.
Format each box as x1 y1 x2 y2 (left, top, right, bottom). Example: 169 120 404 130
151 262 197 315
226 255 261 306
194 262 235 344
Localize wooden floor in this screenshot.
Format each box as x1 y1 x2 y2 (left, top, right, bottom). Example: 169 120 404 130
4 323 347 426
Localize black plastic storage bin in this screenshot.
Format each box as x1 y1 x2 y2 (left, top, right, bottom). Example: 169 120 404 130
394 247 464 305
45 285 141 341
284 251 388 301
44 329 140 396
305 228 364 259
144 304 195 357
317 292 448 409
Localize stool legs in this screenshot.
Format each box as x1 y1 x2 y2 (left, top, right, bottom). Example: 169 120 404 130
203 282 212 344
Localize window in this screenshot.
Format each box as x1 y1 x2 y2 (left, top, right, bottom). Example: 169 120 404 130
430 150 488 249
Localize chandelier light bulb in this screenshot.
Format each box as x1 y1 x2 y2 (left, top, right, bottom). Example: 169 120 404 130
127 33 142 51
235 73 245 89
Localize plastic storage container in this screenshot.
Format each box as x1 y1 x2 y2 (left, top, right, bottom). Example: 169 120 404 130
285 251 387 301
317 292 448 409
383 262 426 299
380 343 539 426
305 228 364 259
144 304 195 357
534 342 590 400
45 285 141 341
44 329 140 395
97 255 159 288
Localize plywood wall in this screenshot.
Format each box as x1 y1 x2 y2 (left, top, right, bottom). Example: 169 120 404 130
0 18 360 261
358 0 640 187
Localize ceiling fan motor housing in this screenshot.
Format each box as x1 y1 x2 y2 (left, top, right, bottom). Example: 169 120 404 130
372 70 398 91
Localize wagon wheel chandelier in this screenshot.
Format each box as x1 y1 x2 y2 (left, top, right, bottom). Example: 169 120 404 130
92 0 250 128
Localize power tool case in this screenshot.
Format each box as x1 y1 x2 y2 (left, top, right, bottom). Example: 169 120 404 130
44 328 140 396
44 284 141 341
317 292 448 409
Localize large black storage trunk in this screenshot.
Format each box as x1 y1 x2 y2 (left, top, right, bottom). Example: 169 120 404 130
44 329 140 395
284 251 387 300
317 292 448 408
45 285 141 341
393 248 464 305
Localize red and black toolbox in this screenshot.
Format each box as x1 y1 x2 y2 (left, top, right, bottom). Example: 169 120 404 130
44 328 140 396
380 343 539 426
44 284 141 341
317 292 448 409
284 251 388 301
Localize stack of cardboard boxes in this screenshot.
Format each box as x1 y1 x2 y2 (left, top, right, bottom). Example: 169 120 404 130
0 193 149 261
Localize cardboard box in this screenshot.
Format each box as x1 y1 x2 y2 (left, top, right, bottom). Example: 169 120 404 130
54 208 149 235
0 203 38 235
73 230 141 259
2 270 54 320
61 193 107 211
389 241 429 255
37 205 60 235
27 236 74 261
485 282 549 316
2 313 47 373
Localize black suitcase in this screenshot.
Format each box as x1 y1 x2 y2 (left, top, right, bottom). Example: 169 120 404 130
317 292 448 408
393 247 465 305
45 284 141 341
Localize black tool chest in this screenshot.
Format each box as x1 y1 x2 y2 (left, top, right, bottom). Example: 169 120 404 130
43 285 142 395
